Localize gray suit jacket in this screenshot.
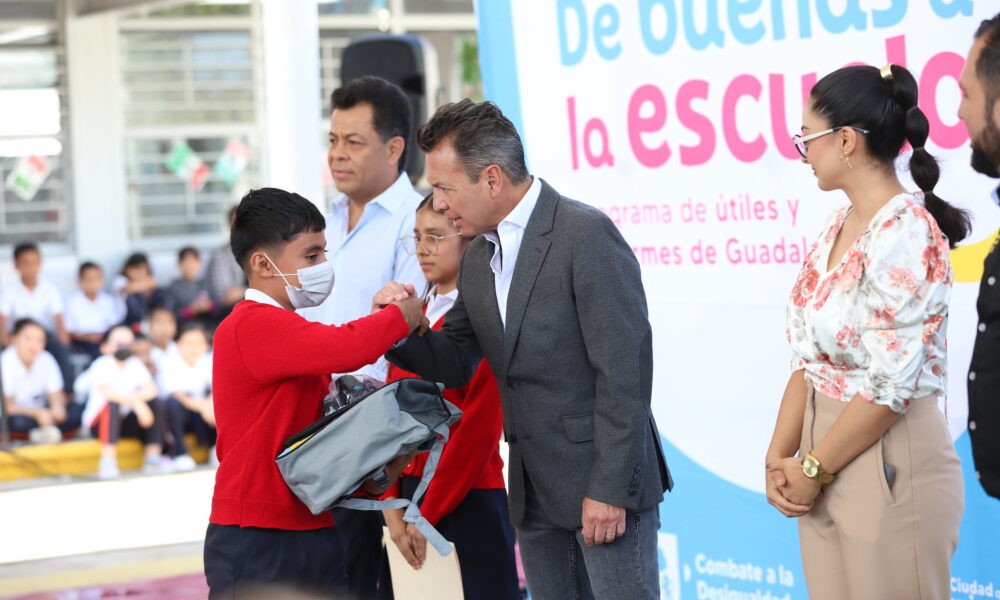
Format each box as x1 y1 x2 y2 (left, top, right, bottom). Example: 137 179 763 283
387 180 672 529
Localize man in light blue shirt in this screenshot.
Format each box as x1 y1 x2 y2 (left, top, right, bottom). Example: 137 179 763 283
297 75 424 600
298 76 424 383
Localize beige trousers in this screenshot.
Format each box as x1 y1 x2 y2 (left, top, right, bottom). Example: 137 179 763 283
798 389 963 600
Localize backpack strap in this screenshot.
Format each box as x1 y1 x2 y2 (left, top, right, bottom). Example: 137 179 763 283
333 421 453 556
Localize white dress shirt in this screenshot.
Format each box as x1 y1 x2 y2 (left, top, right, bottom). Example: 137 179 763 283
81 355 154 428
297 173 424 380
483 176 542 327
244 287 283 309
0 278 64 331
424 286 459 327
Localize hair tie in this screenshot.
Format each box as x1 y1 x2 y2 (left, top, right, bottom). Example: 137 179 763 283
880 64 894 81
907 105 920 115
913 146 925 152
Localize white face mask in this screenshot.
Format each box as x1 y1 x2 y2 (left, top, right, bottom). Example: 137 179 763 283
263 254 335 309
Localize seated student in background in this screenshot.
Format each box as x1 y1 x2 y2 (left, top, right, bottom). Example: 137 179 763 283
82 324 169 480
380 195 519 600
114 252 169 331
167 247 217 328
1 318 83 443
205 205 247 320
161 322 215 472
147 306 178 380
204 188 425 599
65 262 125 359
0 243 74 394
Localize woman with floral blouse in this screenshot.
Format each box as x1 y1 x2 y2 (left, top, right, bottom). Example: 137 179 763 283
765 63 971 600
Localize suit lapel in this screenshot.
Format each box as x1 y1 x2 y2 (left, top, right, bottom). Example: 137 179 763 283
502 181 558 369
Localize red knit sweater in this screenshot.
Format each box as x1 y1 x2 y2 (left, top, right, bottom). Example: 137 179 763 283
210 298 409 531
383 316 506 526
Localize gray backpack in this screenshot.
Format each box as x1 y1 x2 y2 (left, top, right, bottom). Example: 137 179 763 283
276 378 462 556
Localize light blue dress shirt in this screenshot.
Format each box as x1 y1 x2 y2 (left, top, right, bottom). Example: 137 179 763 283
298 173 425 380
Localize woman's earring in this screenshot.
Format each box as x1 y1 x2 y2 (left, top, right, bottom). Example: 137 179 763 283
840 153 854 170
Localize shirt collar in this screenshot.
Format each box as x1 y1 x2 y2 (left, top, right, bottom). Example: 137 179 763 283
331 172 414 218
244 288 284 309
498 176 541 231
427 285 459 303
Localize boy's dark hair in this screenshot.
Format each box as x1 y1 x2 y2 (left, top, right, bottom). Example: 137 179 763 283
178 246 200 262
176 321 209 343
78 261 102 278
417 99 529 185
13 242 39 262
810 65 970 248
122 252 151 275
11 317 44 337
230 188 326 272
332 75 412 174
100 324 132 345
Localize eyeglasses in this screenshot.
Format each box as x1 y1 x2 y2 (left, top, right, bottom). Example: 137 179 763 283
399 233 463 255
791 126 870 158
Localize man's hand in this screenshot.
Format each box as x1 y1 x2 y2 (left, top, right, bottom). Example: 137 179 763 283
765 458 814 517
372 282 417 313
392 298 426 332
581 497 626 546
385 509 422 569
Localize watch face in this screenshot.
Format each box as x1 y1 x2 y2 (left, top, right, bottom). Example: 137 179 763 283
803 458 819 478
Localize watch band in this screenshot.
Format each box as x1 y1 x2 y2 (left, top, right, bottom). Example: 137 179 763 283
803 453 835 484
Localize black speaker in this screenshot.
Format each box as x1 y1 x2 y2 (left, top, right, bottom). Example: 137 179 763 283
340 34 437 181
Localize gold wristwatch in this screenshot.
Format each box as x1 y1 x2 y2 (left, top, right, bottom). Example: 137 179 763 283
801 453 835 484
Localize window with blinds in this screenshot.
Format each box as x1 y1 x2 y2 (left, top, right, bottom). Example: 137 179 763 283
0 23 70 247
120 27 260 240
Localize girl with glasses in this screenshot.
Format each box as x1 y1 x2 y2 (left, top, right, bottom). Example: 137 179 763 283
381 194 520 600
766 63 971 600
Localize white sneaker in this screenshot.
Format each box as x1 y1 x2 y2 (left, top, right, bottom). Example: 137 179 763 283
172 455 197 472
142 456 175 475
28 425 62 444
98 457 120 480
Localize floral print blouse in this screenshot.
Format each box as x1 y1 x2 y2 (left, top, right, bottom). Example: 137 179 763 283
786 192 952 413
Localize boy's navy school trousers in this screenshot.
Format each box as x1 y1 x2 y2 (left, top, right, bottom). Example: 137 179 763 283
204 522 348 599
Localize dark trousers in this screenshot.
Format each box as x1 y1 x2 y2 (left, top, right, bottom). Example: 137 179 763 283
331 507 385 600
163 397 216 457
44 331 74 395
378 476 520 600
88 400 165 446
204 523 348 599
71 340 102 360
9 402 84 436
517 475 660 600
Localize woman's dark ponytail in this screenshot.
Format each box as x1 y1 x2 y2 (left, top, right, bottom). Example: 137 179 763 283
888 65 971 248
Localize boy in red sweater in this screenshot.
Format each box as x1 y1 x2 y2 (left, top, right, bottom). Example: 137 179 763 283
204 188 423 599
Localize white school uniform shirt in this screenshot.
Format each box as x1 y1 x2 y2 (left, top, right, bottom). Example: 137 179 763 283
297 172 424 381
161 351 213 399
64 290 125 335
424 286 459 328
0 278 64 331
483 176 542 327
81 355 154 428
0 347 63 409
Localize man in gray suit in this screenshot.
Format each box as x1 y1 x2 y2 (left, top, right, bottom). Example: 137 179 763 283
374 99 672 599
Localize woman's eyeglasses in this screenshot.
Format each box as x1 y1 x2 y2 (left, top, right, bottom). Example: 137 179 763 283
791 126 870 158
